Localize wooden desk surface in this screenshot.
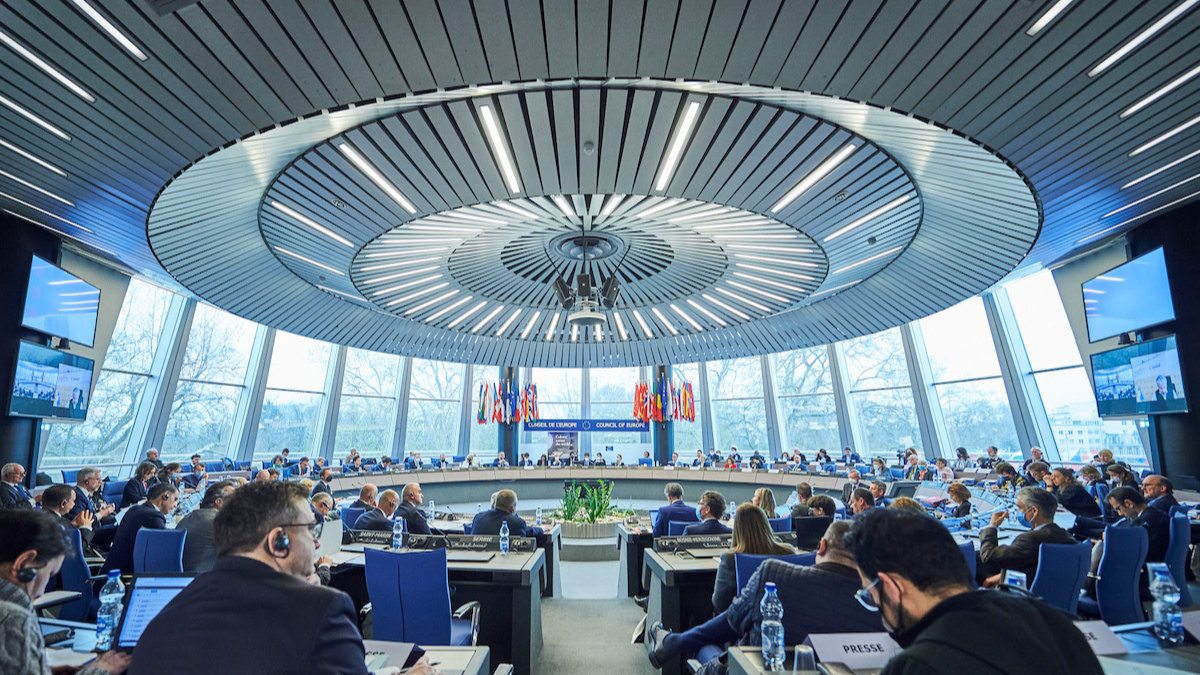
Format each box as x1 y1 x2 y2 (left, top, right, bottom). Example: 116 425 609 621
34 590 82 609
645 548 721 587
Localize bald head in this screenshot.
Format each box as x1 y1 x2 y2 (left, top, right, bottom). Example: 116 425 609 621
402 483 423 506
359 484 378 507
848 470 861 482
378 489 400 517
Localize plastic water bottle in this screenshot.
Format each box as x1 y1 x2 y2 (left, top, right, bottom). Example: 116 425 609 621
499 521 510 556
1149 563 1184 644
536 506 543 526
96 571 124 650
760 582 785 671
477 503 483 514
392 517 405 549
427 500 435 522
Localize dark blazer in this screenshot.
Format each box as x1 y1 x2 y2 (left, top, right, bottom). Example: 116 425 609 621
951 500 971 518
348 498 373 511
54 511 95 551
1130 506 1171 564
1056 484 1102 518
472 508 532 537
536 456 550 466
841 481 864 506
394 500 433 535
176 507 220 573
979 522 1076 581
127 556 367 675
66 485 95 519
120 479 148 509
101 503 167 576
653 499 699 537
354 508 393 532
789 502 811 518
713 552 741 612
1149 494 1180 514
0 482 33 509
310 481 332 498
748 455 766 469
682 518 732 536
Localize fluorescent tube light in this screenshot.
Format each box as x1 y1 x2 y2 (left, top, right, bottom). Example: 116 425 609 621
711 234 796 240
0 94 70 141
636 198 682 219
571 324 579 341
1104 171 1200 218
479 105 521 193
426 295 472 322
1130 114 1200 156
409 225 481 234
727 281 786 304
0 169 72 205
702 293 750 320
449 301 487 328
359 251 446 267
671 304 703 331
735 263 815 281
387 283 448 307
728 244 813 253
0 192 89 231
731 273 804 295
734 254 818 268
0 138 65 176
552 195 575 218
521 311 541 338
832 246 904 274
601 194 625 216
1089 0 1200 77
70 0 147 60
771 144 857 213
715 287 768 313
546 312 561 340
809 279 863 298
405 290 458 316
338 143 417 213
1122 63 1200 118
823 195 911 242
275 247 344 276
0 30 94 102
686 299 726 326
613 312 628 340
632 310 653 338
651 307 678 335
1026 0 1076 36
656 102 701 191
668 206 729 223
594 325 603 341
495 308 522 336
472 305 505 332
359 257 441 274
371 274 442 297
270 201 352 247
1122 148 1200 189
495 201 541 220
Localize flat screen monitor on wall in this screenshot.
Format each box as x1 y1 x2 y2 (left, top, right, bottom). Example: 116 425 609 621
1090 335 1187 417
1082 247 1175 343
21 254 100 348
8 341 94 422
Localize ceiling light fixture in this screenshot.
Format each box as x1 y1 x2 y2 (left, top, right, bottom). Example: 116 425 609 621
1089 0 1200 77
479 105 521 194
495 201 541 220
823 194 912 242
692 221 768 232
702 293 750 320
1026 0 1076 36
632 310 653 338
315 285 368 303
601 194 625 216
338 142 417 213
1122 148 1200 189
636 198 682 219
711 234 797 240
371 274 442 297
359 251 446 267
571 324 579 341
425 295 472 322
520 310 542 339
833 246 904 274
613 312 628 340
686 299 727 326
552 195 575 218
771 144 858 213
733 254 818 268
1077 187 1200 243
735 263 815 281
472 305 505 333
728 280 787 304
651 307 678 335
656 101 701 191
274 247 344 276
809 279 863 298
716 287 769 313
1122 63 1200 118
731 273 803 295
0 169 72 205
449 301 487 328
408 225 481 234
1082 288 1106 294
671 304 703 331
70 0 147 60
668 206 730 223
0 138 65 176
495 308 522 336
270 201 352 247
728 244 814 253
386 282 449 306
2 210 107 255
595 325 603 341
405 289 458 316
1130 114 1200 156
441 211 507 225
0 94 70 141
359 257 441 274
0 191 89 231
0 30 94 102
545 312 561 340
1103 171 1200 218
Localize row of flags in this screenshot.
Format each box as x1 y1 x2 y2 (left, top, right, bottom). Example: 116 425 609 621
633 376 696 423
477 381 539 424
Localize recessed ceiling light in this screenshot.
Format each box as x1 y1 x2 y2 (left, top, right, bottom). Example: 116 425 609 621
472 304 505 332
359 257 441 273
692 221 768 232
388 282 449 307
3 210 110 255
632 310 653 338
733 254 818 268
656 101 701 191
613 312 628 340
439 211 505 225
1077 187 1200 243
809 279 863 298
1130 114 1200 156
1104 171 1200 218
735 263 815 281
771 144 858 213
594 325 603 341
715 287 769 313
702 293 750 320
0 169 72 205
270 201 352 247
545 312 561 341
728 280 787 304
275 247 344 276
0 138 65 176
371 274 442 297
495 308 522 336
479 105 521 194
338 142 417 213
833 246 904 274
1122 63 1200 118
1084 298 1099 303
425 295 472 322
495 201 541 220
0 94 70 141
448 301 487 328
405 289 458 316
671 304 703 331
686 299 727 327
728 244 814 253
1082 288 1106 294
70 0 147 60
1122 148 1200 189
823 194 912 242
376 237 463 246
520 310 542 339
315 284 368 304
637 198 682 219
668 206 730 223
0 30 94 102
552 195 575 218
651 307 678 335
571 324 579 341
363 266 441 285
711 234 797 240
1089 0 1200 77
0 191 90 231
59 291 98 296
601 194 625 216
731 273 804 295
408 225 481 234
1026 0 1076 36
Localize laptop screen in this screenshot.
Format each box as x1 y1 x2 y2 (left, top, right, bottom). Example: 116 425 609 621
116 575 195 649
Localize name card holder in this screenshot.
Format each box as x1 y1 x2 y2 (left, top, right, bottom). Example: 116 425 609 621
1184 611 1200 641
802 633 900 670
1073 620 1128 655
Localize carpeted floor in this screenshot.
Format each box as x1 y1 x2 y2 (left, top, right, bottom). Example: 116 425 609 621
538 597 657 675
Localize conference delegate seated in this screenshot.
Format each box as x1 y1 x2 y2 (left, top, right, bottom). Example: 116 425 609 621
789 483 813 517
311 493 334 524
805 495 836 518
870 458 892 481
841 447 862 464
1026 461 1051 488
471 489 541 537
1048 467 1102 518
347 484 378 512
747 451 765 469
178 481 237 573
647 521 876 674
813 449 831 465
727 448 742 464
934 458 954 483
787 448 806 465
0 510 130 675
310 469 335 498
692 451 707 467
41 484 97 553
847 509 1102 675
847 488 875 517
712 504 797 612
976 446 1001 470
102 483 180 577
145 448 165 470
120 461 159 509
841 471 865 505
1020 447 1046 475
1142 474 1180 513
519 452 535 467
977 487 1075 587
492 452 510 468
668 452 681 466
723 457 738 469
68 467 117 527
1082 486 1170 596
395 483 441 535
682 491 732 536
950 447 974 470
354 489 401 530
654 483 698 537
994 462 1028 492
944 483 970 518
594 453 608 466
870 481 892 509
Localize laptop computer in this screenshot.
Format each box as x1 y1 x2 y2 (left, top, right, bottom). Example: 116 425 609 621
113 574 196 651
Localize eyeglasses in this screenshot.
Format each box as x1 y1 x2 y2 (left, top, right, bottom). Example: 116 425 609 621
280 521 323 539
855 578 881 612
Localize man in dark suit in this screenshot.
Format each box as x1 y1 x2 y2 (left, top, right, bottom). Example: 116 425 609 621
472 489 540 537
311 493 334 525
41 484 97 552
177 481 236 573
348 484 378 512
682 491 732 535
145 448 165 470
1141 475 1180 513
102 483 179 577
127 481 373 675
978 486 1076 586
0 462 33 509
653 483 699 537
789 483 813 518
395 483 440 535
492 451 510 468
67 468 116 522
310 468 334 498
354 489 400 531
841 470 864 506
748 451 766 469
869 481 891 509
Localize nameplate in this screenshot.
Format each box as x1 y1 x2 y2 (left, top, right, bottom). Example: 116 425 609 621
525 465 535 470
1073 620 1128 655
690 465 703 471
1184 611 1200 640
349 529 394 545
741 468 753 473
664 466 675 470
405 533 537 552
802 633 900 669
768 469 780 474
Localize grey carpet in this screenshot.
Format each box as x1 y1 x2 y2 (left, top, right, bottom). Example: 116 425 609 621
538 598 658 675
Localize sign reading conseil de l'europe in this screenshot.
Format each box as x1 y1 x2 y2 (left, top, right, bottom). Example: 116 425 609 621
522 419 650 432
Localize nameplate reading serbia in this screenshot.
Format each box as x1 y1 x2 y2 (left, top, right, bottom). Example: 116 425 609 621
802 633 901 669
1073 620 1128 655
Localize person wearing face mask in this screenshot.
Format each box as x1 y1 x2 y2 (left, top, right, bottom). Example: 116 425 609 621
846 508 1102 675
310 468 335 498
0 510 131 675
977 487 1075 588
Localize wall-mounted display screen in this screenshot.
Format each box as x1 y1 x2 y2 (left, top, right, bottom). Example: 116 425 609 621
1082 247 1175 343
1090 335 1187 417
21 254 100 348
9 341 94 421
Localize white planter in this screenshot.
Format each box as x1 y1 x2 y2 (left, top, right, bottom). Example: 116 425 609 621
559 520 618 539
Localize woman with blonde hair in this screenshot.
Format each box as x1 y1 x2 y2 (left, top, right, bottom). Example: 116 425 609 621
752 487 778 518
711 503 796 612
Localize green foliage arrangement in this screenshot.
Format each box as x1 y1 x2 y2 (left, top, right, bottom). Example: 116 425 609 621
555 480 626 523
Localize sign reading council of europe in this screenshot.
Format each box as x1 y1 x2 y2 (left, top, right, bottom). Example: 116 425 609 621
522 419 650 432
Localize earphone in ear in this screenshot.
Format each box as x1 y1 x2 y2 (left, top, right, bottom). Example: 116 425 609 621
16 566 36 583
273 531 290 555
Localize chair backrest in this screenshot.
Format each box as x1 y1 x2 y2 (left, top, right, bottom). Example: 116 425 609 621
957 541 977 582
461 522 472 535
58 528 97 622
133 529 186 574
889 468 904 480
668 520 690 536
103 479 127 505
657 509 700 537
791 516 833 550
1095 525 1149 624
855 464 870 476
734 552 817 592
637 458 654 466
343 507 366 529
1166 514 1193 608
1030 542 1092 614
61 469 80 484
205 461 225 473
767 516 791 534
364 548 452 645
1169 504 1188 518
650 509 660 527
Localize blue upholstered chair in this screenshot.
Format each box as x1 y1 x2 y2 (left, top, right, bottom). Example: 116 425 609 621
62 469 80 484
1030 542 1091 614
734 552 816 592
637 458 654 466
767 516 791 534
1077 525 1148 624
668 521 690 536
343 507 366 530
957 541 977 583
461 522 472 535
1165 514 1193 607
363 548 480 646
103 479 127 506
132 529 186 574
890 468 904 480
58 529 101 622
205 461 224 473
